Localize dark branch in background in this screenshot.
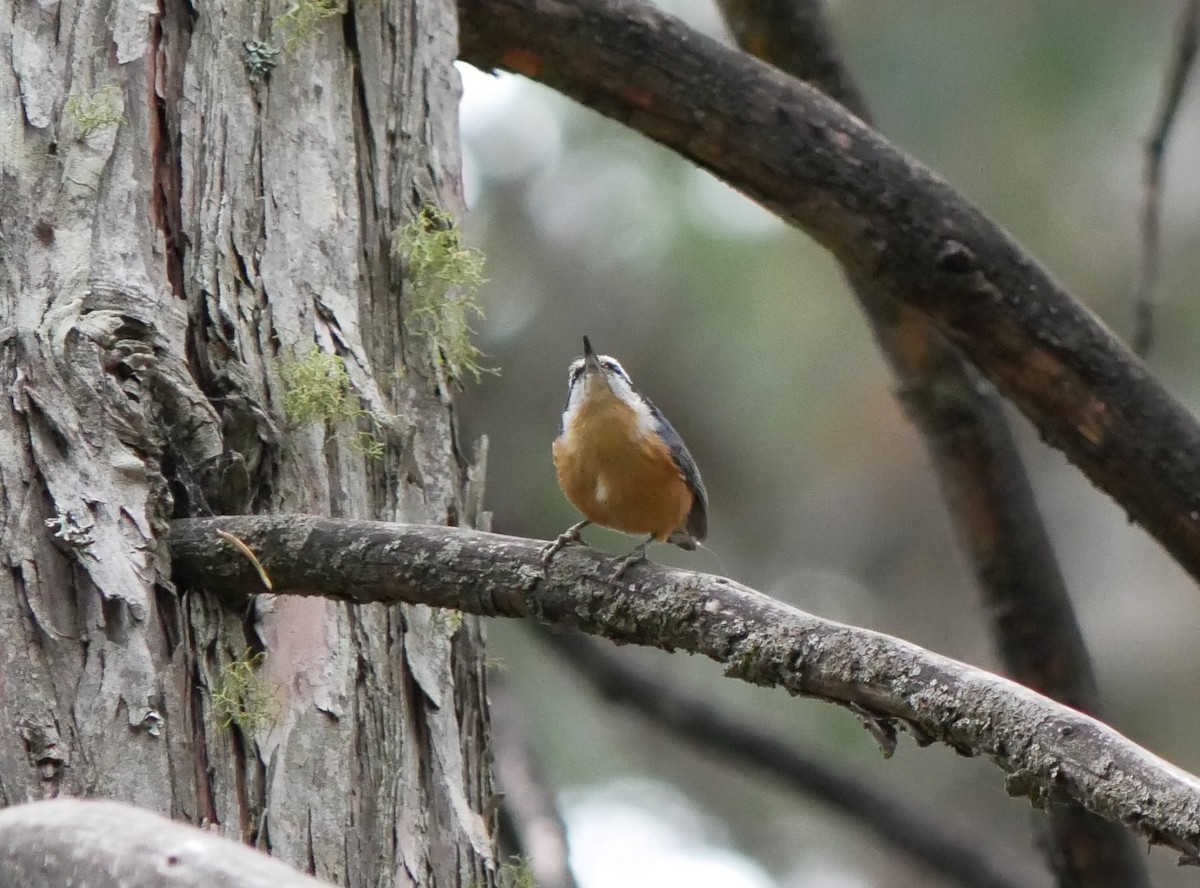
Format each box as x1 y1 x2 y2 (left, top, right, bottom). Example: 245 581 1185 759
490 678 580 888
1133 0 1199 357
456 0 1200 588
0 799 330 888
540 630 1033 888
170 516 1200 863
711 3 1149 886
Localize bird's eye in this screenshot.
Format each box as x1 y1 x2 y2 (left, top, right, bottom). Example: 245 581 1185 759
600 359 628 381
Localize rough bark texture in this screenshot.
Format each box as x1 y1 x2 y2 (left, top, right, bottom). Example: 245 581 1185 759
1 2 491 885
0 799 331 888
457 0 1200 589
713 4 1147 886
171 516 1200 864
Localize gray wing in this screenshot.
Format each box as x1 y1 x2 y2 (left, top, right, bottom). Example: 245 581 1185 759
650 408 708 545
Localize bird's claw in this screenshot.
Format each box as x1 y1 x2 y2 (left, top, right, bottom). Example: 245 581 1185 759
541 525 586 567
610 540 650 582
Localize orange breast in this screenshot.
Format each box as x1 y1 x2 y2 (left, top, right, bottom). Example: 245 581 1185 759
553 394 693 540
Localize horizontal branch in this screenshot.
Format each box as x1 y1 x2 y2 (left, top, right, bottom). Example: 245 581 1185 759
0 799 330 888
456 0 1200 586
170 516 1200 862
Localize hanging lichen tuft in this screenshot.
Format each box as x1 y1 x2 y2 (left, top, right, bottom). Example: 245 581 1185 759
392 205 495 389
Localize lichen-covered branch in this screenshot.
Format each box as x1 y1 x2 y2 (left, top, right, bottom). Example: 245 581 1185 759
170 516 1200 863
0 799 330 888
456 0 1200 589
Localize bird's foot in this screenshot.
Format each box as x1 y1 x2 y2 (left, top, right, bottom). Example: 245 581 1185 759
611 538 651 582
541 520 591 567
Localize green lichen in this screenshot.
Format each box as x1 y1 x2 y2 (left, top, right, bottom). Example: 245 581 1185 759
275 0 345 51
281 347 387 458
65 86 123 138
497 857 537 888
210 651 277 734
430 608 466 635
244 39 282 81
392 205 494 388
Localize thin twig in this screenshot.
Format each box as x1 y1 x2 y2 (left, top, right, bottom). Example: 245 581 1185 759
1134 0 1199 357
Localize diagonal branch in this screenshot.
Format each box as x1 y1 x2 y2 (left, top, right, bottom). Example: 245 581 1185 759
170 516 1200 863
712 3 1147 886
456 0 1200 587
540 630 1033 888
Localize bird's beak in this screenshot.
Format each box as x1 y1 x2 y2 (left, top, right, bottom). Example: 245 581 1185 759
582 336 604 377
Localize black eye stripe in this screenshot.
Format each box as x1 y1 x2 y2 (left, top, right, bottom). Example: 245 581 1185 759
600 358 629 382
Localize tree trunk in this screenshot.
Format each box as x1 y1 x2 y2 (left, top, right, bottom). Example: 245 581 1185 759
0 1 492 885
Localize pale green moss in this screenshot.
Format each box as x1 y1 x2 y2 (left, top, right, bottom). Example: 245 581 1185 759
210 651 277 734
392 206 495 388
65 86 122 137
275 0 344 51
430 608 466 635
498 857 537 888
281 347 387 458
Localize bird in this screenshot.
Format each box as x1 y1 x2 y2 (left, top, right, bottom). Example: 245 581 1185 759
542 336 708 579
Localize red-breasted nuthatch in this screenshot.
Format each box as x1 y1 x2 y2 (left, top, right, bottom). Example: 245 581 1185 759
542 336 708 577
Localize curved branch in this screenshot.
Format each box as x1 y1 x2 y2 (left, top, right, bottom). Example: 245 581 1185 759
711 4 1147 886
0 799 330 888
456 0 1200 587
170 516 1200 863
540 630 1033 888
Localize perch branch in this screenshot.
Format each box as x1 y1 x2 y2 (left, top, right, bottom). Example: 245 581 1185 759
711 3 1147 886
456 0 1200 588
170 516 1200 863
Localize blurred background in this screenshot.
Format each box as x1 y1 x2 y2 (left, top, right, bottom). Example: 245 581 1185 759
454 2 1200 886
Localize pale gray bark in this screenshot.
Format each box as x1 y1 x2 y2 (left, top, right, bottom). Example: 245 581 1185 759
0 799 331 888
0 1 491 885
171 516 1200 865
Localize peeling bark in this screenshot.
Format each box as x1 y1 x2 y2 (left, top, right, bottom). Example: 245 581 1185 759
1 1 491 884
170 516 1200 865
